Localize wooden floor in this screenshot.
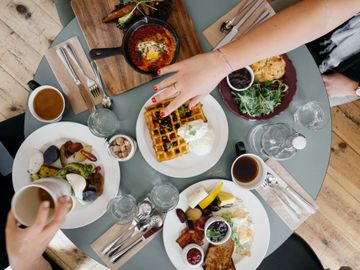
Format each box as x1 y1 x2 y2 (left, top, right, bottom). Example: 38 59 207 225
1 1 359 269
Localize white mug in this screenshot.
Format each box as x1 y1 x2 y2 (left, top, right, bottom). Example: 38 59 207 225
231 153 267 190
11 177 74 226
28 85 65 123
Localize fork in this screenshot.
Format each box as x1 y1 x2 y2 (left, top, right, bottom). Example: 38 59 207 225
64 43 102 97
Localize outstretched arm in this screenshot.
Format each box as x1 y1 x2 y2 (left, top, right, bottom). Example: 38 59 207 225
154 0 360 116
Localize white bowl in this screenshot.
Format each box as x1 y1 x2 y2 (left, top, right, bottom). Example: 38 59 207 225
107 134 137 162
181 243 204 268
226 66 254 92
204 216 231 245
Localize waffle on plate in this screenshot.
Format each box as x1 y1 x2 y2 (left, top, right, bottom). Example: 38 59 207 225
144 99 207 162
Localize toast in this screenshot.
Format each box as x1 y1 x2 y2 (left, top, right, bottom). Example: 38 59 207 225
204 239 235 270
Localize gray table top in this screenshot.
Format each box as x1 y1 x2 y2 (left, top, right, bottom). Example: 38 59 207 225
25 0 331 269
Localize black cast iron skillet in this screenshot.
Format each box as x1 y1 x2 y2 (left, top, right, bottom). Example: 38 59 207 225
89 17 180 75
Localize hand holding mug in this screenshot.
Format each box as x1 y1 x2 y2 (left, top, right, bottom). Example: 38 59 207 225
6 196 71 270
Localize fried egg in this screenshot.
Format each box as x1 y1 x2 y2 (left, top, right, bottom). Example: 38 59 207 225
137 41 166 61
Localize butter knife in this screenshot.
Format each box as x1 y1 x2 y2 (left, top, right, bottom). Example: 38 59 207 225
56 47 95 112
110 227 162 263
214 0 264 50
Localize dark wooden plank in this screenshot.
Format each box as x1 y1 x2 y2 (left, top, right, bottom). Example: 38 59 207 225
71 0 203 96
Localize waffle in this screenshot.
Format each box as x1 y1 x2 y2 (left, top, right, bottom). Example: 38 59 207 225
144 99 207 162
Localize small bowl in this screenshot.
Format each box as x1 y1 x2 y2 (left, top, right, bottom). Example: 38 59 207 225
204 216 231 245
182 243 204 268
107 134 137 162
226 66 254 92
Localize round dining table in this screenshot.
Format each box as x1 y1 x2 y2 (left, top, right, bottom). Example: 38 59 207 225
24 0 331 269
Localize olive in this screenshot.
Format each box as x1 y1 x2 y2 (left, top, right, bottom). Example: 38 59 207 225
43 145 60 165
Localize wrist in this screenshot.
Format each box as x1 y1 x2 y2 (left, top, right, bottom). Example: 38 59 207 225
10 256 49 270
213 49 233 78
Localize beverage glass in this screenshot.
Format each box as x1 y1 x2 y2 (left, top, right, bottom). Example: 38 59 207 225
293 101 329 130
231 153 267 190
87 108 121 138
11 177 74 226
107 194 138 224
150 182 179 213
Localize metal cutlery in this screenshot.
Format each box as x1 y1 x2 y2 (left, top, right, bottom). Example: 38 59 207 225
214 0 264 50
263 173 300 221
102 201 152 255
90 60 112 109
284 184 316 214
56 47 95 112
220 0 256 33
110 215 163 263
64 43 101 97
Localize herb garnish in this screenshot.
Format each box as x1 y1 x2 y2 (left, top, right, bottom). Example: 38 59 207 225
232 80 289 117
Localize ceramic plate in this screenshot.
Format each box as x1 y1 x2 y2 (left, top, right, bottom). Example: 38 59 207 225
163 179 270 270
136 95 229 178
12 122 120 229
219 54 297 120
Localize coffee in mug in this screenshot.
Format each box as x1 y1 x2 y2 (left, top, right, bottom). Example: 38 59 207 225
11 177 74 226
231 154 267 190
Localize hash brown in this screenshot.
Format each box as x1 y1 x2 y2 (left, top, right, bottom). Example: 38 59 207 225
251 55 286 82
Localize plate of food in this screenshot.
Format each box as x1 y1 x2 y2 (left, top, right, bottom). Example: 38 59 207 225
219 55 297 120
12 122 120 229
163 179 270 270
136 95 229 178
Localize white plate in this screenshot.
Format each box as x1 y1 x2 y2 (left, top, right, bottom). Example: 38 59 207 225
136 95 229 178
12 122 120 229
163 179 270 270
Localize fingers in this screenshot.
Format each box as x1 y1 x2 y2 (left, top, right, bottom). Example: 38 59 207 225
153 85 179 103
154 76 177 92
161 93 189 116
30 201 50 232
158 61 182 76
44 196 70 234
188 94 207 110
5 211 18 233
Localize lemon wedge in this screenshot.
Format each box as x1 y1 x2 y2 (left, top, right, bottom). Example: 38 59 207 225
198 181 224 209
218 191 236 206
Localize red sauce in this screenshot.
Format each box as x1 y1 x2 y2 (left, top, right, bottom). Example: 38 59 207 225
127 24 176 72
186 248 202 265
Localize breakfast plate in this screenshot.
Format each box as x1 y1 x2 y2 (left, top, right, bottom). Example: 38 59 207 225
136 94 229 178
12 122 120 229
163 179 270 270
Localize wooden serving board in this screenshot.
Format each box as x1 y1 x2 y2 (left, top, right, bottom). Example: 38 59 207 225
72 0 203 96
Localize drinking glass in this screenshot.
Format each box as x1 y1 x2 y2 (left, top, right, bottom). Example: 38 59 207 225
150 182 179 213
107 194 138 224
293 101 329 130
87 108 120 138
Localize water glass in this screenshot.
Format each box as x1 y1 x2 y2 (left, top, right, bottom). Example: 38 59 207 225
150 182 179 213
293 101 329 130
87 108 120 138
107 194 138 224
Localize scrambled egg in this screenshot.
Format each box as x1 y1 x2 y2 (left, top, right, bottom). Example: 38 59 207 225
137 41 166 61
251 55 286 82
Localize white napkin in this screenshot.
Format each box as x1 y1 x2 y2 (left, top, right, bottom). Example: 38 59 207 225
256 159 318 230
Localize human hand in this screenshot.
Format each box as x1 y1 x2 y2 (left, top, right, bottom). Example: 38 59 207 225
323 72 358 98
6 196 71 270
152 51 231 116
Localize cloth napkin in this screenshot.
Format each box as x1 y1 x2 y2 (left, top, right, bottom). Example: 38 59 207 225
45 36 102 114
256 159 318 230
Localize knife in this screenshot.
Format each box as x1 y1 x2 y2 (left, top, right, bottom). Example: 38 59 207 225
110 227 162 263
214 0 264 50
56 47 95 112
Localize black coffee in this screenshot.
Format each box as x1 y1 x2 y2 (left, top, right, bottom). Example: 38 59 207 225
233 156 259 183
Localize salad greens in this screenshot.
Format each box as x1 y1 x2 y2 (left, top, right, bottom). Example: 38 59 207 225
232 80 289 117
117 0 158 26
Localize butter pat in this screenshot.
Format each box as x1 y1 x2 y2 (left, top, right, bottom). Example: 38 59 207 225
187 186 209 208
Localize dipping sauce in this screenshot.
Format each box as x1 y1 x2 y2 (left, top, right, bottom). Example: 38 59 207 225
233 156 259 183
33 89 64 120
186 248 202 265
228 68 252 89
127 24 177 72
206 221 229 243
